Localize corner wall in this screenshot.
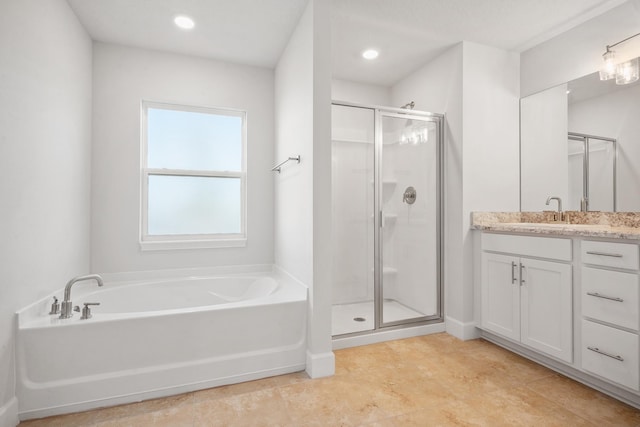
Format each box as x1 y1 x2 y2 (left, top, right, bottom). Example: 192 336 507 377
0 1 92 425
275 0 334 377
460 43 520 336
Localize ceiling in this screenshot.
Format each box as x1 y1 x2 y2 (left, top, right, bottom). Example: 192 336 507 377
67 0 628 86
66 0 310 68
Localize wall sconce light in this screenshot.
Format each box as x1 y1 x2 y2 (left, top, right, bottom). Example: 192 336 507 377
600 32 640 85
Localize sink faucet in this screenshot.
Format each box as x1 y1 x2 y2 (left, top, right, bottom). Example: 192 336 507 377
60 274 104 319
545 196 564 222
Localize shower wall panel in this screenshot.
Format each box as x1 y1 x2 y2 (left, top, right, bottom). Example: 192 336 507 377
331 106 374 305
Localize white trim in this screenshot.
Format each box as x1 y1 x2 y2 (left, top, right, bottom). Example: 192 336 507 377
146 168 243 179
305 351 335 378
445 316 481 340
332 323 446 350
0 397 19 427
139 100 247 249
140 237 247 251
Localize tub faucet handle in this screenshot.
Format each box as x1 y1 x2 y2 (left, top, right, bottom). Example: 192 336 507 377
49 297 60 315
81 302 100 320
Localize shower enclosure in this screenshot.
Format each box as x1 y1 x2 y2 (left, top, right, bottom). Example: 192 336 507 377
567 132 617 211
331 101 444 337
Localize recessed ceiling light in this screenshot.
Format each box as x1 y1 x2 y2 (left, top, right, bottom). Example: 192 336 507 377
174 15 195 30
362 49 379 60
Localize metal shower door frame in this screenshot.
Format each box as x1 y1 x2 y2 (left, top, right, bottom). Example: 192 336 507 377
374 109 444 330
568 132 617 212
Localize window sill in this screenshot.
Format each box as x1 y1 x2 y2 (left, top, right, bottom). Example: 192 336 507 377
140 238 247 251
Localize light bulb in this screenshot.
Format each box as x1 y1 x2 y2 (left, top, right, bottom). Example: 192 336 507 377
600 49 616 80
174 15 195 30
615 58 639 85
362 49 379 60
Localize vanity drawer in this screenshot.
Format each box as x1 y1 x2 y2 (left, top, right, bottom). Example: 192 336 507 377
581 320 639 391
582 267 639 331
482 233 571 261
581 241 639 270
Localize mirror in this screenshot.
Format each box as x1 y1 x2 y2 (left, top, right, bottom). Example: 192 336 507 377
520 58 640 212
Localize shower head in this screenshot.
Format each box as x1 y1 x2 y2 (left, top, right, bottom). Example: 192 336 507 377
400 101 415 110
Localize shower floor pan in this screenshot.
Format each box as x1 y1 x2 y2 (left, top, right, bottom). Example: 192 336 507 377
332 300 425 336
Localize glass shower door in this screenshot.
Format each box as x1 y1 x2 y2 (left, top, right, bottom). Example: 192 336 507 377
377 113 441 326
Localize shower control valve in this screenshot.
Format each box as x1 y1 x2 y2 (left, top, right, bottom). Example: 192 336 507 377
403 186 417 204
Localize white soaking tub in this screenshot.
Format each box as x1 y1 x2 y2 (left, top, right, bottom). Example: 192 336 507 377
16 268 307 420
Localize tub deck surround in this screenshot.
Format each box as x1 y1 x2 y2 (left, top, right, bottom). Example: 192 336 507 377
15 268 308 420
471 211 640 239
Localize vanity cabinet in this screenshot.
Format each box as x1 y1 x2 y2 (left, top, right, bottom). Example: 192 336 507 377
580 240 640 391
481 233 573 363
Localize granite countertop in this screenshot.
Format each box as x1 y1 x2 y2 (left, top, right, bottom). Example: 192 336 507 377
471 211 640 240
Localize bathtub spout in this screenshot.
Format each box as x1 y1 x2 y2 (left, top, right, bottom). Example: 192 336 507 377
60 274 104 319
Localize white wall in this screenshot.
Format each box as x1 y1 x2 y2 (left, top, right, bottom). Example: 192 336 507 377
569 84 640 211
520 84 569 211
332 79 390 106
275 0 334 377
0 1 92 424
461 42 520 333
91 43 275 273
521 0 640 96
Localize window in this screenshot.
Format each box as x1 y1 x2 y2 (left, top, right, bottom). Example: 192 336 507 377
140 101 246 250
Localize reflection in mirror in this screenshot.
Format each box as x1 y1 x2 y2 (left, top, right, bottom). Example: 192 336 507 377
521 57 640 212
567 133 616 212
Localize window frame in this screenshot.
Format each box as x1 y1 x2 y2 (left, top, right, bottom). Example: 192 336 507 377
139 100 247 251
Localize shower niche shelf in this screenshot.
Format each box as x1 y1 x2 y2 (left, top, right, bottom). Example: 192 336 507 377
331 138 373 145
370 213 398 222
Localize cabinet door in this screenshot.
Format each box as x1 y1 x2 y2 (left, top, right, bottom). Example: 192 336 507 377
481 253 520 341
520 258 573 363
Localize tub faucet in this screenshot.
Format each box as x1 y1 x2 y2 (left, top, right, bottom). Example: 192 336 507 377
60 274 104 319
545 196 564 222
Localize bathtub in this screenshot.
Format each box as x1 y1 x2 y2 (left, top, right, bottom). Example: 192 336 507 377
16 267 307 419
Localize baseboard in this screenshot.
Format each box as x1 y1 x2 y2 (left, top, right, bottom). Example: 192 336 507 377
332 322 446 350
305 351 335 378
0 397 19 427
445 316 481 340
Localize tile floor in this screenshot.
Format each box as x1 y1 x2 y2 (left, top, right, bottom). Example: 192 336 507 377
20 333 640 426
